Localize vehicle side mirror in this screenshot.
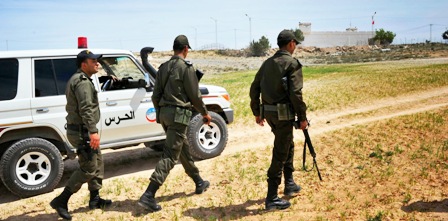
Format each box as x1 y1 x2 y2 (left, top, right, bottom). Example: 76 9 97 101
144 73 151 88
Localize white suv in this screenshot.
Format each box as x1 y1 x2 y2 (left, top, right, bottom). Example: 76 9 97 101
0 47 233 197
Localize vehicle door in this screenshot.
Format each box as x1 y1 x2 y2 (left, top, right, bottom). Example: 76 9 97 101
31 57 78 143
96 55 162 145
0 58 33 133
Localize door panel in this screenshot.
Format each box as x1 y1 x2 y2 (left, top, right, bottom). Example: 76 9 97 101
96 55 163 145
0 58 33 128
98 88 163 144
31 57 78 144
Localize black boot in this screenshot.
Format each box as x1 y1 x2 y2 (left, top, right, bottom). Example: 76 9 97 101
193 175 210 194
89 189 112 209
50 187 73 220
284 171 301 196
138 181 162 212
265 180 290 210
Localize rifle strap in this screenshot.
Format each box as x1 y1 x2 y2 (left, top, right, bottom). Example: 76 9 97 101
161 60 176 92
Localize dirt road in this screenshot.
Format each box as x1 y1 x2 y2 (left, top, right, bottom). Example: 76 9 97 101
225 84 448 153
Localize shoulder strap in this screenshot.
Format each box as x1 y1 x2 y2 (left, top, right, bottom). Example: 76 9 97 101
160 59 178 92
282 58 302 93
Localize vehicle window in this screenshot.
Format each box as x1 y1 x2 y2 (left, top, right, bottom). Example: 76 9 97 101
0 59 19 101
34 58 77 97
98 56 145 91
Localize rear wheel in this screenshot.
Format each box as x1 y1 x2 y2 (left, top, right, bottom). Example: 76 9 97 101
0 138 64 198
187 111 228 159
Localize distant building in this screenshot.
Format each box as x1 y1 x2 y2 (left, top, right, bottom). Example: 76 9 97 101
299 22 373 47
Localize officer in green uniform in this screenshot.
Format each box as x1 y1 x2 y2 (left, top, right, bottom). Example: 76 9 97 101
138 35 212 212
249 30 308 210
50 50 111 220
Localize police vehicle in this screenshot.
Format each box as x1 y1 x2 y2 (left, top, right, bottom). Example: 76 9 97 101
0 38 233 197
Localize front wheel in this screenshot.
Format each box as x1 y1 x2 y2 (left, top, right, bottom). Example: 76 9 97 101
187 111 228 160
0 138 64 198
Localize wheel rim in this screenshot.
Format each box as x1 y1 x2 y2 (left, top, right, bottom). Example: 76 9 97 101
15 151 51 185
198 122 221 150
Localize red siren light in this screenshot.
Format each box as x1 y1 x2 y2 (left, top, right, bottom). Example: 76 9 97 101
78 37 88 49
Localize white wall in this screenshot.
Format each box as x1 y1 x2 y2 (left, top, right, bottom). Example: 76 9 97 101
301 31 373 47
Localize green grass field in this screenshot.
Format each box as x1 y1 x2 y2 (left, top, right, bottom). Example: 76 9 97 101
201 61 448 124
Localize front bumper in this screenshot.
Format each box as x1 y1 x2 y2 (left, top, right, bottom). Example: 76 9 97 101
223 108 234 124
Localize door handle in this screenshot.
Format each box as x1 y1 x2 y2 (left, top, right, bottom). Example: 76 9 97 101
36 108 49 113
140 99 151 103
106 101 117 106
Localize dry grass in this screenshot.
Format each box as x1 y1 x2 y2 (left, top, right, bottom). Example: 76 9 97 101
1 107 446 221
1 58 448 221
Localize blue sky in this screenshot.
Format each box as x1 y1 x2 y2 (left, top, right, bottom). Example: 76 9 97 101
0 0 447 52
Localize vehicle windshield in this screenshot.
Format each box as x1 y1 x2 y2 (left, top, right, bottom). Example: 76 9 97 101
98 56 143 80
97 56 151 91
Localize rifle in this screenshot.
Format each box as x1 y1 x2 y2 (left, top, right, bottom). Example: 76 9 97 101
196 69 204 82
294 121 323 181
77 126 96 161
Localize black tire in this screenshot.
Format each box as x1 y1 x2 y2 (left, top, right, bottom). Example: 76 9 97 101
0 138 64 198
187 111 228 160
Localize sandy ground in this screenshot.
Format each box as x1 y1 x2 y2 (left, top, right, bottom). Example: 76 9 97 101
1 57 447 220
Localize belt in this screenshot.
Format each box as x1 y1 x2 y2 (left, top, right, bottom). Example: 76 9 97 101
66 124 85 131
162 105 179 109
162 105 190 110
263 104 277 112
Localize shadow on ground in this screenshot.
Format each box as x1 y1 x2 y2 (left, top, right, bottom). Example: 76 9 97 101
401 198 448 213
4 191 197 221
182 198 266 220
0 146 162 204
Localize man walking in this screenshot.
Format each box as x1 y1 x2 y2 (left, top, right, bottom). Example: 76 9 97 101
249 29 308 210
50 50 112 220
138 35 212 212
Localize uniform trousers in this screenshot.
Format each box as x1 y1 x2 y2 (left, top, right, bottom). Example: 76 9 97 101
150 106 200 185
66 128 104 193
264 111 295 186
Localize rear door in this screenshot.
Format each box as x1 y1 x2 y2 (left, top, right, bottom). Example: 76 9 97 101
0 58 33 132
30 57 78 142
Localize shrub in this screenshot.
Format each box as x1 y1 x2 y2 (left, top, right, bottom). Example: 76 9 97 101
248 36 270 57
291 28 305 44
373 28 396 45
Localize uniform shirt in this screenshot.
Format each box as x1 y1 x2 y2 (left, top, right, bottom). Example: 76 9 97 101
249 50 307 121
152 55 208 116
65 69 100 133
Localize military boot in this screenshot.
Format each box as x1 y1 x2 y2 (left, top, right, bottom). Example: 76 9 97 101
265 180 291 210
284 171 301 196
193 175 210 194
89 189 112 209
138 181 162 212
50 187 73 220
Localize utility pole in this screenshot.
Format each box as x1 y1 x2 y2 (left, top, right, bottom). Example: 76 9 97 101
371 12 376 38
210 17 218 48
191 26 197 49
429 24 433 42
245 14 252 43
234 29 237 49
